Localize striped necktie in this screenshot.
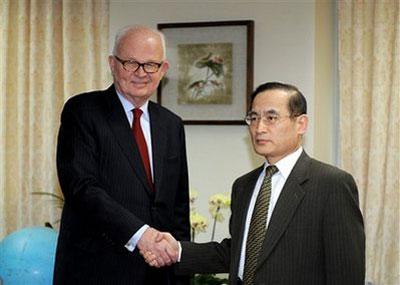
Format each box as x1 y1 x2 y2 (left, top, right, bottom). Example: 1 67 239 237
243 165 278 284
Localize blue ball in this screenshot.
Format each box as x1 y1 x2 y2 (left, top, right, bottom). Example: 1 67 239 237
0 226 58 285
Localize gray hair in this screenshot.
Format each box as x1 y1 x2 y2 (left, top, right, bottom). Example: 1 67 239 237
112 25 167 59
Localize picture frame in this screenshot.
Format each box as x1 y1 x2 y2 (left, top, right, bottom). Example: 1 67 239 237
157 20 254 125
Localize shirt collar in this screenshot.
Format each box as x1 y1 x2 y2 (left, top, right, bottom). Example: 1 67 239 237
265 146 303 179
115 89 150 122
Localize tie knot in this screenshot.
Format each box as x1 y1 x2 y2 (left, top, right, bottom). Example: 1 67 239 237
133 108 143 120
265 165 278 178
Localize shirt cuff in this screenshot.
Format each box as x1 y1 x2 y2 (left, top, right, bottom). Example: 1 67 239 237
177 241 182 262
125 224 149 252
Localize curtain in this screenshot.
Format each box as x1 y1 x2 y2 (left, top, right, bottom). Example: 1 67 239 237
0 0 110 238
338 1 399 284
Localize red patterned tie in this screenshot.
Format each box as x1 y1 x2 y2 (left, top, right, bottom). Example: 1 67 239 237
132 108 154 191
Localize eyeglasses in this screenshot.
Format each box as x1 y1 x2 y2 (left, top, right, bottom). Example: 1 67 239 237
245 111 298 126
114 55 163 73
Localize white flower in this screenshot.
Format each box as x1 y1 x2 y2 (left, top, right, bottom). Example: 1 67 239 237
190 212 208 234
189 188 199 204
209 193 230 208
208 193 231 221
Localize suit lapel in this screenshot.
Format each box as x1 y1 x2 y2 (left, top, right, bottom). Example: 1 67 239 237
256 151 310 268
148 101 167 194
104 86 152 195
236 167 264 239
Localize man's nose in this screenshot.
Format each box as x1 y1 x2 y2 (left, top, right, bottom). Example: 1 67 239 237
255 118 268 133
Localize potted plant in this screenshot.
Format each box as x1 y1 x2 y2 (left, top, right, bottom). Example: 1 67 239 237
189 189 230 285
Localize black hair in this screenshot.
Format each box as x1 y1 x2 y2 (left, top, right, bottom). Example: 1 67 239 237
250 82 307 116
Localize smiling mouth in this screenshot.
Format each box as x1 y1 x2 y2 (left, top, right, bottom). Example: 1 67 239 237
131 81 149 87
256 138 271 144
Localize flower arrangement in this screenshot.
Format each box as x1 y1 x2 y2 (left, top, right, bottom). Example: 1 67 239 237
189 189 208 242
189 188 230 285
208 193 230 241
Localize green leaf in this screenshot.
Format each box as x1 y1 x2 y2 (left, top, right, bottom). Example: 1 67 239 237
31 191 64 202
210 64 223 77
195 53 213 69
201 53 213 61
192 274 228 285
195 61 207 68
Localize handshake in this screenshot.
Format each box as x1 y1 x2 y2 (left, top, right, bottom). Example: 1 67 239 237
137 227 180 268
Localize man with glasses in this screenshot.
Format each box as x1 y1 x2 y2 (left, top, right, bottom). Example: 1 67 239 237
144 82 365 285
54 25 190 285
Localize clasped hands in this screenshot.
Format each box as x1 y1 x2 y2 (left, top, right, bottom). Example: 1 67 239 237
137 227 179 268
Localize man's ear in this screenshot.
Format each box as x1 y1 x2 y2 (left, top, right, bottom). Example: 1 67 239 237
297 114 308 135
160 60 169 77
108 55 116 74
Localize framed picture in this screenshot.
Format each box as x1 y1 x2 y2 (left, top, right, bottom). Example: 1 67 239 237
157 20 254 125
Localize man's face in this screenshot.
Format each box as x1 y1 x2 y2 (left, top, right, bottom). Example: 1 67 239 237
249 89 307 164
109 31 169 107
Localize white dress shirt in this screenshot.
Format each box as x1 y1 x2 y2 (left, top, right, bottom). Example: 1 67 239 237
115 90 153 252
238 147 303 279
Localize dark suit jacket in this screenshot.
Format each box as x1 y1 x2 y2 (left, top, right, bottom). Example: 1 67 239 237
53 85 190 285
178 151 365 285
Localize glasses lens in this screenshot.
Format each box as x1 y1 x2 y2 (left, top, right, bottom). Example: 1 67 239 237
245 113 256 125
143 63 160 73
124 61 140 72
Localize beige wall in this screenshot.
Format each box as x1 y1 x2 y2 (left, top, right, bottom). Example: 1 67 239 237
315 0 336 164
109 0 335 242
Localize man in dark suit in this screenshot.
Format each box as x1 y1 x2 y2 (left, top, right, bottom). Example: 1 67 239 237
145 82 365 284
53 25 190 284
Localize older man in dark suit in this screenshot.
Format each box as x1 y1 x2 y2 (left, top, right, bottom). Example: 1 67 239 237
145 82 365 285
53 25 190 285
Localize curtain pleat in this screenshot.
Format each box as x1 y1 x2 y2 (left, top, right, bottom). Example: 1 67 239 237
0 0 111 238
339 1 399 284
